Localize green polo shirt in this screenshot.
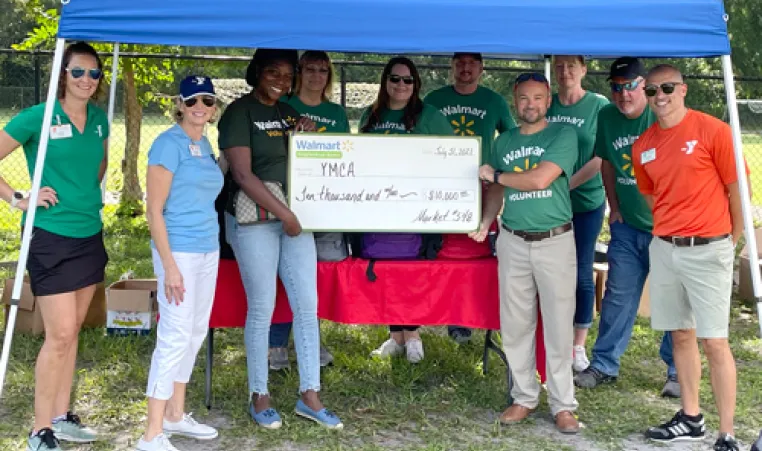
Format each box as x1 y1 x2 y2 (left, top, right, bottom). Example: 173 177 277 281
217 94 300 213
4 100 109 238
283 95 350 133
594 104 656 232
547 91 609 213
424 85 515 164
358 103 452 135
493 123 578 232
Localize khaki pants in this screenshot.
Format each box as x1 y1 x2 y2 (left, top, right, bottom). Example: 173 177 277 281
497 230 578 415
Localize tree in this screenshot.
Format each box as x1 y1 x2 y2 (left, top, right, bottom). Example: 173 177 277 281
12 0 179 216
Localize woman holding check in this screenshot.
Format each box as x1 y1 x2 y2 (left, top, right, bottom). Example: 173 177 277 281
137 75 223 451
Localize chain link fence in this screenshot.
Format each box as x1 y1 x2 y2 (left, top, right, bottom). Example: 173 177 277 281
0 50 761 260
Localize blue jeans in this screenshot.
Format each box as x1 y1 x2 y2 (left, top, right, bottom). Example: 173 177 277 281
225 213 320 394
590 221 676 377
572 203 605 329
270 322 292 348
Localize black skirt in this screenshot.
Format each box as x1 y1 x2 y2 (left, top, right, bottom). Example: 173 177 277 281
26 227 109 296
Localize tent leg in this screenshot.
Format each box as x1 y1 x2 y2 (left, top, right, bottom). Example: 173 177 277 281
544 56 551 81
101 43 120 206
0 38 67 399
721 54 762 338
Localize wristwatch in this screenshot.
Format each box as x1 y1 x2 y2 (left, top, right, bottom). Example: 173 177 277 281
9 191 24 209
493 170 503 185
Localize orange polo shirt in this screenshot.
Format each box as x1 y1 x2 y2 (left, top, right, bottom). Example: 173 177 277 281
632 109 749 237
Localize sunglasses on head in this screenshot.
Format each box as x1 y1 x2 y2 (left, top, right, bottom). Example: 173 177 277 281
610 78 642 93
644 82 683 97
67 67 102 80
515 72 549 85
184 96 216 108
388 74 415 85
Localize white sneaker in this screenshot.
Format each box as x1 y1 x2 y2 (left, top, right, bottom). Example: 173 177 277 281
405 339 424 363
163 413 218 440
572 345 589 372
370 338 405 358
136 433 180 451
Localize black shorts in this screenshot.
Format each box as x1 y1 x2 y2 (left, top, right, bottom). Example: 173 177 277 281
26 227 109 297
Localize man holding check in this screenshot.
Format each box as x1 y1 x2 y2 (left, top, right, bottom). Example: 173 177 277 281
471 72 580 434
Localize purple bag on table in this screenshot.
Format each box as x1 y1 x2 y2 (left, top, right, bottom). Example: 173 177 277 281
360 233 422 260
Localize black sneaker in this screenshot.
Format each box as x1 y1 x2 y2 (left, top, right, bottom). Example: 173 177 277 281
752 429 762 451
713 433 739 451
645 409 705 442
573 366 616 388
26 428 61 450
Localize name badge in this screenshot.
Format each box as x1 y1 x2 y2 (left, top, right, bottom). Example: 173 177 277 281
50 124 73 140
189 144 202 157
641 148 656 164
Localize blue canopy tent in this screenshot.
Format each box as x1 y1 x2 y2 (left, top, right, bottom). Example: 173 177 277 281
0 0 759 399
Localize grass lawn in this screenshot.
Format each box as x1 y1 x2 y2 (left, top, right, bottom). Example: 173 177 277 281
0 218 761 450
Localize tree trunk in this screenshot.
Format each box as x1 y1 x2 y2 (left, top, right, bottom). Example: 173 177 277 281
119 58 144 215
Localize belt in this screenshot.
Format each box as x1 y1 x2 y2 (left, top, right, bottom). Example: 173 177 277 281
658 234 729 247
501 222 572 242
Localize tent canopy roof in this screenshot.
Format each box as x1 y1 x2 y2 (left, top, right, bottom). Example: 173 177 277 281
58 0 731 58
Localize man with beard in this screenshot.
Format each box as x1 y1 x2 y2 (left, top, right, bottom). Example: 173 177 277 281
574 57 679 398
425 52 515 344
470 72 579 434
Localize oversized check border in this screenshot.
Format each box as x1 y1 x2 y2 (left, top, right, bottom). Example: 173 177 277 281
287 132 483 233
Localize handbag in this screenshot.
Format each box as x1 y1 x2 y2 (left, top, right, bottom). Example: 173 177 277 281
224 100 292 225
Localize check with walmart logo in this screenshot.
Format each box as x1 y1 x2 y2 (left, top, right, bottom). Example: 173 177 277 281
288 133 482 232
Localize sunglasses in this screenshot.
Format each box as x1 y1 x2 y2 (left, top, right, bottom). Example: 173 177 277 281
610 79 642 93
184 96 216 107
388 74 415 85
67 67 102 80
644 82 683 97
515 72 549 85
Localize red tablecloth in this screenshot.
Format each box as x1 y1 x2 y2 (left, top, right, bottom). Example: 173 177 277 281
210 257 547 380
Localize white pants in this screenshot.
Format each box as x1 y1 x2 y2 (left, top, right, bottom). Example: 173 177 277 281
146 248 219 400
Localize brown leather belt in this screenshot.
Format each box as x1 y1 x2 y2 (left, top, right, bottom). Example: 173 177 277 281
658 234 729 247
501 222 572 242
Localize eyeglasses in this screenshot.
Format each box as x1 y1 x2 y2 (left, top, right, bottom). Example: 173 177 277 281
388 74 415 85
67 67 102 80
644 82 683 97
610 78 642 93
515 72 549 85
184 96 216 107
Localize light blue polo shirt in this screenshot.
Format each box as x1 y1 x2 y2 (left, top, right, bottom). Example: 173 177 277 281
147 124 224 253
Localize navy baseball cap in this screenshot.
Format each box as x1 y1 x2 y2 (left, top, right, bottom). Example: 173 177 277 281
607 57 645 81
179 75 216 100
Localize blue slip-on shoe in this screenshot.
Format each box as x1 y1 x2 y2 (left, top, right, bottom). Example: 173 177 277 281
295 399 343 429
248 401 282 429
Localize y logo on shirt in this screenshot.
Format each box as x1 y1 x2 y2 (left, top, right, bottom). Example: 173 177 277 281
682 140 698 155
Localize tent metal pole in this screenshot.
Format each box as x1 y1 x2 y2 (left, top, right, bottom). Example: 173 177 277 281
721 54 762 338
544 56 551 81
0 38 67 400
101 43 120 206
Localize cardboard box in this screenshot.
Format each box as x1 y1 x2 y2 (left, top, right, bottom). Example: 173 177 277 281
106 279 157 336
2 277 106 335
737 227 762 302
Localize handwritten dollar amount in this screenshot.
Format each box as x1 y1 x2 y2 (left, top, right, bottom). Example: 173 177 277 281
425 189 473 202
413 208 474 224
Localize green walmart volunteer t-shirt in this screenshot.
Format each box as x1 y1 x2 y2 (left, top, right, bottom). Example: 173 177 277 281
424 85 515 164
3 100 109 238
217 95 299 208
594 104 656 232
493 122 578 232
547 91 609 213
283 95 350 133
359 103 452 135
